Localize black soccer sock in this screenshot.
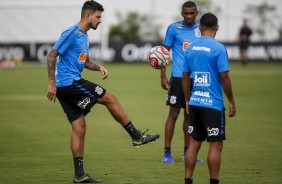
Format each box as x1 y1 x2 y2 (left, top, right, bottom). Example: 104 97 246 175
73 157 85 177
164 147 171 154
210 178 219 184
185 178 193 184
123 121 142 140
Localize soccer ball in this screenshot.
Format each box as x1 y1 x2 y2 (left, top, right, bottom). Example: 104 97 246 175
148 46 170 69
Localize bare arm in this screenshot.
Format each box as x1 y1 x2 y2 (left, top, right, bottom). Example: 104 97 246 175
84 56 108 80
182 72 191 115
220 72 236 117
160 45 171 90
47 49 59 102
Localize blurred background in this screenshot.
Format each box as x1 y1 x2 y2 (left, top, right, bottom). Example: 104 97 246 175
0 0 282 65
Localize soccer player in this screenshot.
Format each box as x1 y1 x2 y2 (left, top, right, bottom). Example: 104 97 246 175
182 13 236 184
160 1 203 164
238 18 252 65
46 1 159 183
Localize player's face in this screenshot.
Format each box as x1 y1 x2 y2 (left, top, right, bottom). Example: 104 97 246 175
89 11 102 30
182 7 198 27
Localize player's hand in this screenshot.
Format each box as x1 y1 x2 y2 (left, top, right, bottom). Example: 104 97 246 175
47 82 57 102
99 65 108 80
185 104 190 115
228 102 236 117
161 77 170 90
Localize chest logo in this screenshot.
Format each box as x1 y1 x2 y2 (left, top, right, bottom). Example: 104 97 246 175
78 53 87 62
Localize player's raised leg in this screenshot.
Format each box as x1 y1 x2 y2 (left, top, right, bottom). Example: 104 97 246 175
97 91 160 147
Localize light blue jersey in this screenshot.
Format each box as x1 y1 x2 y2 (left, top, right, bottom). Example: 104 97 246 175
53 24 89 87
183 36 229 111
163 21 200 78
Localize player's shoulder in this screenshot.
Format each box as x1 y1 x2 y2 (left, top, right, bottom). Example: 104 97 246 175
60 24 82 39
168 21 183 29
188 37 225 52
203 37 225 47
213 39 226 49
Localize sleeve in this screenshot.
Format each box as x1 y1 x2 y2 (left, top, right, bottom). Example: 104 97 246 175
217 45 230 72
163 24 175 47
53 29 74 55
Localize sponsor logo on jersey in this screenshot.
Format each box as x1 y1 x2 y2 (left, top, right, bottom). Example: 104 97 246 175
207 127 219 136
192 46 211 52
78 53 87 62
194 90 210 97
77 97 90 109
190 97 213 106
183 42 190 51
193 72 210 86
176 24 183 28
77 31 82 37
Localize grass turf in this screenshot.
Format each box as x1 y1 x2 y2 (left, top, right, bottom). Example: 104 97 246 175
0 62 282 183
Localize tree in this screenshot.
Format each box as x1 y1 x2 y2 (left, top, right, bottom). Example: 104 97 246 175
244 0 280 41
108 11 162 42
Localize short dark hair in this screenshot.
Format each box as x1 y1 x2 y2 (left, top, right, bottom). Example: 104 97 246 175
200 13 218 28
182 1 197 10
81 0 104 18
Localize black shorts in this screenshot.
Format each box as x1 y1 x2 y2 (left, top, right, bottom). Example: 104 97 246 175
239 41 250 50
166 77 186 108
56 78 106 123
188 105 226 142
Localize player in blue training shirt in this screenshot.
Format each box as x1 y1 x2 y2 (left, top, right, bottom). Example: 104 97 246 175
46 1 159 183
182 13 236 184
160 1 203 164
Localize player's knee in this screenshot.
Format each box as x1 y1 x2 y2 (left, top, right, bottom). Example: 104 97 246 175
169 109 180 120
211 141 223 151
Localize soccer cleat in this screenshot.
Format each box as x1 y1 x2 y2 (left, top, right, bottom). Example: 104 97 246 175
182 152 205 163
196 158 205 163
162 153 175 164
73 173 101 183
132 129 160 148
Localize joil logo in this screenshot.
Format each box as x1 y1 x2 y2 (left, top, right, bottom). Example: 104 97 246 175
194 72 210 86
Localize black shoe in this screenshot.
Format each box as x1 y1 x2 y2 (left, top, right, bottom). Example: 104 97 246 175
73 173 101 183
132 129 160 148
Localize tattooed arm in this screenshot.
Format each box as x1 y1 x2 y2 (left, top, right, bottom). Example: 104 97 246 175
84 56 108 80
47 49 59 102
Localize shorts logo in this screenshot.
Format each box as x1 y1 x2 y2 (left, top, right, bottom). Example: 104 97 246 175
77 97 90 109
207 127 219 136
95 86 103 95
193 72 210 86
170 95 177 104
78 53 87 62
188 126 194 133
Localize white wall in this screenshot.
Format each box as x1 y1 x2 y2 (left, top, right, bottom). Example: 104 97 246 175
0 0 281 43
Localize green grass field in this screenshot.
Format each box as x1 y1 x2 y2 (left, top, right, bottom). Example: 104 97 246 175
0 62 282 184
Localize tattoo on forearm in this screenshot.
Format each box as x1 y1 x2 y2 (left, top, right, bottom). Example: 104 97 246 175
93 64 100 71
47 49 57 80
85 61 100 71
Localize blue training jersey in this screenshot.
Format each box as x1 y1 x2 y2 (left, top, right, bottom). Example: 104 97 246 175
183 36 229 111
163 21 200 78
53 24 89 87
